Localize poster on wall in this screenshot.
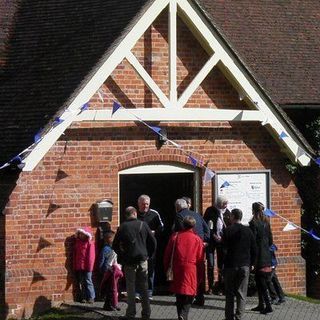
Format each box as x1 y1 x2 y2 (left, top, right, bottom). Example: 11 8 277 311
214 171 270 225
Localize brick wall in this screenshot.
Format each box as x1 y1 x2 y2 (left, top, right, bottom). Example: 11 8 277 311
1 10 305 318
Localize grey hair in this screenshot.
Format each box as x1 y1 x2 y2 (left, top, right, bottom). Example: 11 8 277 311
216 195 228 207
175 198 188 211
138 194 150 203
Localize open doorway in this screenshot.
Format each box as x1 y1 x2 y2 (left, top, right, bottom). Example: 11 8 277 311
119 163 199 293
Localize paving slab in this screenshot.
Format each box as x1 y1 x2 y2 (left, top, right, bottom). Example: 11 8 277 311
64 294 320 320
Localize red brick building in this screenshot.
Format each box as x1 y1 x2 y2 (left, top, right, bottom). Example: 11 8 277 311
0 0 319 318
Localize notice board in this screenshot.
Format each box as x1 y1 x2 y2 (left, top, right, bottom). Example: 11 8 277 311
214 170 271 225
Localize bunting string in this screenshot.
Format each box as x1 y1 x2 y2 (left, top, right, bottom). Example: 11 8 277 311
111 100 320 241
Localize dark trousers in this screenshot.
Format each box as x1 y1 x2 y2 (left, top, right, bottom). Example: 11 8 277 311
224 266 250 320
176 294 194 320
206 244 224 291
268 269 285 300
255 271 272 308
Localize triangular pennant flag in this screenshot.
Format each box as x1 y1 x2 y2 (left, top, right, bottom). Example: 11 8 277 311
34 129 43 143
17 162 25 170
309 229 320 241
31 270 47 284
279 131 288 139
97 89 104 102
188 155 198 167
36 236 53 252
264 208 276 217
46 203 62 217
220 181 230 189
55 169 69 182
80 102 89 112
296 146 305 160
112 101 121 116
283 222 298 232
150 126 162 134
203 167 215 185
53 117 64 126
9 155 22 165
315 157 320 166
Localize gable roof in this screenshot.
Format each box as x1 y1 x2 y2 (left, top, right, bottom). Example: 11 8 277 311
0 0 151 165
197 0 320 106
0 0 318 168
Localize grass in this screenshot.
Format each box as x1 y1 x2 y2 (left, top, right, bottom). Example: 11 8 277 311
287 293 320 304
27 308 87 320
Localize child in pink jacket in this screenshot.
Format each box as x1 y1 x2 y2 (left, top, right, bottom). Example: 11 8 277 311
73 226 96 303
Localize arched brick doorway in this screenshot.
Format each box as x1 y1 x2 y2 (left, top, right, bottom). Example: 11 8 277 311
119 162 200 292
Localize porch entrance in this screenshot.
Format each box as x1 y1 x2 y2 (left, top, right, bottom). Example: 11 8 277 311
119 163 199 293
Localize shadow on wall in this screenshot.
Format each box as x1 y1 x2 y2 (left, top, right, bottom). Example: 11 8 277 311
64 235 80 301
31 296 51 318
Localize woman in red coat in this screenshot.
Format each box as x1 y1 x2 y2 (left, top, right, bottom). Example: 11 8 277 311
164 216 204 320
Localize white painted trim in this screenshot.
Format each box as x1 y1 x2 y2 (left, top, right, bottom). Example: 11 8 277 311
169 0 177 106
76 108 264 122
126 51 170 108
22 0 170 171
119 163 195 174
177 0 311 166
177 53 220 108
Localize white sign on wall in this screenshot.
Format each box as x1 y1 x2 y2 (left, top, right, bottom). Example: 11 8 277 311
215 171 270 225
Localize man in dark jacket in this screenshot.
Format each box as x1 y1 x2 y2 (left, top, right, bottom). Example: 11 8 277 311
174 198 210 306
113 206 156 320
203 195 231 294
223 208 257 320
137 194 163 299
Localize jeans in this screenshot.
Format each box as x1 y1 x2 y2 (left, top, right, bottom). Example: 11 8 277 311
224 266 250 320
124 260 150 320
76 271 95 301
206 243 224 291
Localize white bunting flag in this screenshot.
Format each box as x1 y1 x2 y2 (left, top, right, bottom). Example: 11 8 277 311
283 222 298 232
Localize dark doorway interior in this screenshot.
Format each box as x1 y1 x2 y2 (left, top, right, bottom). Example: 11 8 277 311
119 172 194 293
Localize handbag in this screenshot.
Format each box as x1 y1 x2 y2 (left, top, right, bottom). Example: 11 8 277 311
166 233 177 281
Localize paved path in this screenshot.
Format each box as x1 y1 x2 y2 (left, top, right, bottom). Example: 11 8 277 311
64 294 320 320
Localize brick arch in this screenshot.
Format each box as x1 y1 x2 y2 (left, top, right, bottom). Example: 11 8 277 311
115 147 205 171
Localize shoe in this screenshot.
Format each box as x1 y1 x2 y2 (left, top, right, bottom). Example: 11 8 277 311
193 298 205 306
135 295 141 302
103 305 116 311
80 299 87 303
87 299 94 304
251 306 264 312
206 289 213 295
270 298 279 305
278 298 286 304
115 306 121 311
260 306 273 314
149 296 153 300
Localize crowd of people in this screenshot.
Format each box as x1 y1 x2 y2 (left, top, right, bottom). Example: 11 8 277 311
72 194 285 320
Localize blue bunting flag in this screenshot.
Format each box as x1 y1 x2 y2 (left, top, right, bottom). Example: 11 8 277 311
279 131 288 139
150 126 162 134
112 101 122 116
188 155 198 167
264 208 276 217
309 229 320 241
220 181 230 189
